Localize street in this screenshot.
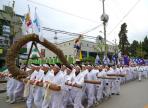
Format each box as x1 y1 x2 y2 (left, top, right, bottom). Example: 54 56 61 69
0 79 148 108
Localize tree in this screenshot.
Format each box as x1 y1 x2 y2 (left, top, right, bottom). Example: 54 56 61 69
95 36 109 63
142 36 148 58
118 23 129 55
136 41 145 58
129 40 139 57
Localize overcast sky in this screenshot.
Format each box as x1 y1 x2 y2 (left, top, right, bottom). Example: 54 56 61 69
0 0 148 44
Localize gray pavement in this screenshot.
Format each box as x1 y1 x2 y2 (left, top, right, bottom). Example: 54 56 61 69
97 79 148 108
0 79 148 108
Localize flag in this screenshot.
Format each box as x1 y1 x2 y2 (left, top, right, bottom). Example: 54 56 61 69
112 55 116 63
33 8 41 33
95 55 100 65
25 5 33 33
103 55 110 65
25 13 32 27
79 51 83 61
33 8 44 42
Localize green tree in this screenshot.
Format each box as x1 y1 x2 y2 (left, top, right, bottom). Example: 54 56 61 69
129 40 139 57
142 36 148 58
136 41 145 58
118 23 129 54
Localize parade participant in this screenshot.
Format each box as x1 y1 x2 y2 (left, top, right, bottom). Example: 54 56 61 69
85 65 97 108
128 65 133 81
128 65 134 81
6 71 17 104
122 65 128 83
133 64 138 80
106 65 116 95
84 65 95 108
10 65 25 104
146 64 148 78
137 65 143 81
80 65 88 77
0 68 10 102
112 65 121 95
61 65 67 76
63 65 73 108
69 65 84 108
120 65 127 84
42 64 54 108
50 64 65 108
26 64 41 108
6 65 25 104
102 65 113 99
69 64 76 80
91 65 99 104
33 65 44 108
96 66 104 103
143 64 148 79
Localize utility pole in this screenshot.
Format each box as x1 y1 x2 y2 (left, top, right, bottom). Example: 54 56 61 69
114 38 118 65
10 0 15 45
115 39 117 54
100 0 109 58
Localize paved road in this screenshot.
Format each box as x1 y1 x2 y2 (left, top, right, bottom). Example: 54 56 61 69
0 79 148 108
97 79 148 108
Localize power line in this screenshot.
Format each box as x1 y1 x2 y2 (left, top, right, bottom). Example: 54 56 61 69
80 23 103 34
42 26 115 45
27 0 98 23
108 0 141 35
42 26 98 39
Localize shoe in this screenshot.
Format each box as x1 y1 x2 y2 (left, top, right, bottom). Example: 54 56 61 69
10 100 15 104
6 99 10 103
112 93 115 95
96 101 100 105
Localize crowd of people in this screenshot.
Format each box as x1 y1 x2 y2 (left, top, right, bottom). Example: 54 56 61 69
0 63 148 108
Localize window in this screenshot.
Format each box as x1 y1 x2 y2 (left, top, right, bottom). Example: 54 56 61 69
0 20 2 35
4 40 9 44
0 39 3 44
0 19 10 35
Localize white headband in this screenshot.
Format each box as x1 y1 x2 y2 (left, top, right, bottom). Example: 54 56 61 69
43 64 49 67
31 64 38 67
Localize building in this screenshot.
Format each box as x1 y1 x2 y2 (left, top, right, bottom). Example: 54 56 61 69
0 5 24 66
43 36 117 61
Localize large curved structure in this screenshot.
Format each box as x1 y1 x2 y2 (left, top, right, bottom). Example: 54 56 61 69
6 34 68 77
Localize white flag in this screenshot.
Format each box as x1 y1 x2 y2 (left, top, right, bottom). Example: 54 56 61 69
33 8 44 42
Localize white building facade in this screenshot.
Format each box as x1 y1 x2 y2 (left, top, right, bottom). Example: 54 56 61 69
43 39 117 58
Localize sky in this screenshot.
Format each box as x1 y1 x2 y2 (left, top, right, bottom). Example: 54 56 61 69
0 0 148 44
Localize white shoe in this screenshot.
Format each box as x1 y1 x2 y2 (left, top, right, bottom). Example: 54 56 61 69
5 99 10 103
10 100 15 104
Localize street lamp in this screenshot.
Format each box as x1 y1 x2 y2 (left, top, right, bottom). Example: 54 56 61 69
100 0 109 58
54 32 58 44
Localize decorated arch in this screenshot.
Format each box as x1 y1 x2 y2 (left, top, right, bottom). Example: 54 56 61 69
6 34 68 77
